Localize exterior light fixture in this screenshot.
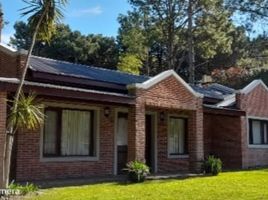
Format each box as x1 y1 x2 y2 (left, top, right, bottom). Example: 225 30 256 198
104 107 110 117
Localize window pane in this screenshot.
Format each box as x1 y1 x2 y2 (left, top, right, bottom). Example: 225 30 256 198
169 117 187 155
43 110 58 155
252 120 262 144
264 123 268 144
117 113 128 146
61 110 91 156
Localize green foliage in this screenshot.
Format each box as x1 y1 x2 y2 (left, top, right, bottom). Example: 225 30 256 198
203 155 222 176
125 161 150 183
8 93 44 131
10 22 119 69
118 0 237 80
21 0 68 41
9 181 38 195
117 54 143 75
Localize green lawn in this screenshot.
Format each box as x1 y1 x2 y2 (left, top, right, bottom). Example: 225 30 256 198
29 169 268 200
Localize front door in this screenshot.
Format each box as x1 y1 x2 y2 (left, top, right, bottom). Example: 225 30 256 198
145 114 156 173
116 112 128 174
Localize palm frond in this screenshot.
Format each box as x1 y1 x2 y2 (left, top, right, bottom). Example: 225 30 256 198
8 92 44 131
21 0 68 41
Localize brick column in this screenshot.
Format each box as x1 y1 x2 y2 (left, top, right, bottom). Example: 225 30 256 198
128 89 146 162
189 99 204 172
0 92 7 187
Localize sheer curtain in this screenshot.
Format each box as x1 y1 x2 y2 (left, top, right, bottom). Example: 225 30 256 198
61 110 91 156
252 120 262 144
43 110 58 155
169 118 186 155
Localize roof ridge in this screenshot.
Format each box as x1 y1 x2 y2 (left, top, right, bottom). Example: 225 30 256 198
31 55 148 78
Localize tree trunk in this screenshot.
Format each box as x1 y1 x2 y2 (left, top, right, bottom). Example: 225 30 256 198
188 0 195 84
167 0 175 70
2 4 48 187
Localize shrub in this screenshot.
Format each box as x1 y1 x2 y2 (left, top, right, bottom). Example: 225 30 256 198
9 181 39 195
124 161 150 183
203 156 222 176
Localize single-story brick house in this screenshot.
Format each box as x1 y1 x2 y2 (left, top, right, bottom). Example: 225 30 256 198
0 43 268 183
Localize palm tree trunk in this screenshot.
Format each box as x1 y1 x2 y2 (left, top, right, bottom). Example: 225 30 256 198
2 5 49 188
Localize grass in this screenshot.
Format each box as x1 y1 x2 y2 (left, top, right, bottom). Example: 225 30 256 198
29 169 268 200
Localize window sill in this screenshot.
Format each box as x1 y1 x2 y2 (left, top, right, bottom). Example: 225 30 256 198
248 145 268 149
168 154 189 159
40 156 99 162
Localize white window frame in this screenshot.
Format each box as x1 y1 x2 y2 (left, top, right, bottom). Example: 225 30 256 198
167 114 189 159
247 116 268 149
40 102 100 162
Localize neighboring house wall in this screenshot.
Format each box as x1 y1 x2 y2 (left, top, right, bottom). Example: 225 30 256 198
238 84 268 168
0 47 25 78
204 112 243 169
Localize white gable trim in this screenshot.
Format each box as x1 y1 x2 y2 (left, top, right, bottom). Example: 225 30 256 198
239 80 268 95
0 43 27 56
128 70 203 98
216 94 236 107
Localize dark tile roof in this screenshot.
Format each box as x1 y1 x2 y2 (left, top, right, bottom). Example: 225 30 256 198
191 83 235 100
29 56 149 85
29 56 234 100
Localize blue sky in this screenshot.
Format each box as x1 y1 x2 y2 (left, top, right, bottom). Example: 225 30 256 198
1 0 131 44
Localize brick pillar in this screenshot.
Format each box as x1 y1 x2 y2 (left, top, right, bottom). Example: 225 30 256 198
0 92 7 187
189 99 204 172
128 89 146 162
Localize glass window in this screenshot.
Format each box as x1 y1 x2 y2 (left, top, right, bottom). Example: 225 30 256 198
168 117 188 155
43 107 96 157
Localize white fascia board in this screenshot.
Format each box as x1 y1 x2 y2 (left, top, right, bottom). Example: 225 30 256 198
0 43 27 56
239 79 268 95
216 94 236 107
127 70 203 98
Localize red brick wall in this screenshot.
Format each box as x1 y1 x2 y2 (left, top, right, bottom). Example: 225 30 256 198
204 113 242 169
0 50 25 78
15 100 117 181
237 84 268 168
132 75 204 173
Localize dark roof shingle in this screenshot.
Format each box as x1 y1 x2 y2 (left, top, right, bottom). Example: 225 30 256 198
29 56 149 85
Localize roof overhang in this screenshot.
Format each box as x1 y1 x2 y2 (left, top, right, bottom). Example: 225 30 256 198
0 77 135 105
127 70 203 98
204 104 245 117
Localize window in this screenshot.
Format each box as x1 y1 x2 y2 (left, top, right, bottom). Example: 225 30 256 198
249 119 268 145
168 117 188 155
43 107 97 157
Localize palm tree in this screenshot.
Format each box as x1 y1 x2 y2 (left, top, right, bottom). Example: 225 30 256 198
3 0 68 187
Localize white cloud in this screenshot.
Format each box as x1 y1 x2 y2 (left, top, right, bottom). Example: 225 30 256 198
1 33 13 44
71 6 103 17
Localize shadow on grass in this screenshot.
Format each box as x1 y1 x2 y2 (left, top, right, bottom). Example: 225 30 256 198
28 167 268 189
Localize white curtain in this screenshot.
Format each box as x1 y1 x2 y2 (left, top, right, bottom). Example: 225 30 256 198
169 118 185 154
252 120 262 144
117 116 128 146
61 110 91 156
44 110 58 155
264 123 268 144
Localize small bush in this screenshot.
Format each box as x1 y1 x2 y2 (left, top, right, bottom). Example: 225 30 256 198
124 161 150 183
203 156 222 176
9 181 39 195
